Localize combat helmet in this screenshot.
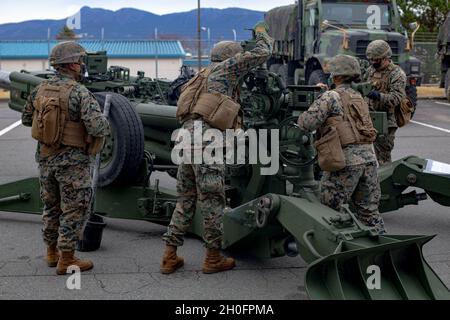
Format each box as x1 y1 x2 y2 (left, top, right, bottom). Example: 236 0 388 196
50 41 87 66
328 54 361 77
211 41 243 62
366 40 392 60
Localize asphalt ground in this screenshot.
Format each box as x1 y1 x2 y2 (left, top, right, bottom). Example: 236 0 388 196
0 99 449 300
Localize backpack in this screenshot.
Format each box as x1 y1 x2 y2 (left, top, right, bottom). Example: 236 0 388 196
31 81 97 156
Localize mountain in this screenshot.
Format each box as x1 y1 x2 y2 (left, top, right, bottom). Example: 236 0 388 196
0 6 265 41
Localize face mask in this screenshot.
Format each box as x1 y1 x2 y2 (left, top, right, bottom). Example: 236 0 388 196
372 61 382 69
327 74 336 89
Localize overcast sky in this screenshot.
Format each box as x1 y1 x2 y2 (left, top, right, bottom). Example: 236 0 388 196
0 0 296 24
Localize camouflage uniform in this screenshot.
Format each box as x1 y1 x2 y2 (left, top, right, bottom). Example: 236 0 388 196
365 40 407 166
366 62 406 165
297 84 385 233
163 31 274 249
22 72 110 252
163 119 226 249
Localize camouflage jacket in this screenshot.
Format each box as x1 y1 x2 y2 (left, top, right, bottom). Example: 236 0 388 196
366 61 406 128
207 32 274 97
22 71 110 166
297 84 377 166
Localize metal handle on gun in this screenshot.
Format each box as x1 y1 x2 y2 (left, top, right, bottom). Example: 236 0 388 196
90 94 112 217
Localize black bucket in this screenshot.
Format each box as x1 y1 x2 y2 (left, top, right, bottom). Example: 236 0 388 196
77 214 107 252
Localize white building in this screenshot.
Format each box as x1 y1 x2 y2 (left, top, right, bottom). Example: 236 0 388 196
0 40 186 80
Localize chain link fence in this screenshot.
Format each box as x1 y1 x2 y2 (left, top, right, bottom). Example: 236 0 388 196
414 40 440 84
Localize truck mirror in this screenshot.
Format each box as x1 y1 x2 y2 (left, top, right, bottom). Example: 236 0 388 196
408 22 418 31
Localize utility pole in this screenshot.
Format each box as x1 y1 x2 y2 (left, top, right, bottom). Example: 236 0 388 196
47 28 51 69
155 28 159 79
197 0 202 71
101 28 105 51
201 27 211 56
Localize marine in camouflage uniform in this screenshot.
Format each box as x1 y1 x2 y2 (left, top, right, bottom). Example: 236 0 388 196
365 40 407 166
161 22 274 274
22 42 109 274
297 55 385 233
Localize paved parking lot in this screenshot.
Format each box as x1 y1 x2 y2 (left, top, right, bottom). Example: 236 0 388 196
0 99 449 300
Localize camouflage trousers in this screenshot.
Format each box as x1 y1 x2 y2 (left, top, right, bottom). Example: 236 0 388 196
163 163 226 249
39 163 92 251
320 162 385 233
374 127 397 166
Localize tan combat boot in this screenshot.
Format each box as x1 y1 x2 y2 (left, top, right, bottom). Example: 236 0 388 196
56 251 94 275
202 248 235 274
46 245 59 268
160 245 184 274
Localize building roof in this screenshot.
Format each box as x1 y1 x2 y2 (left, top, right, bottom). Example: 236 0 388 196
0 40 186 59
183 58 211 68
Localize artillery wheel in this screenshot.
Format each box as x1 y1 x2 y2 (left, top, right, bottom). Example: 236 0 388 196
95 92 145 187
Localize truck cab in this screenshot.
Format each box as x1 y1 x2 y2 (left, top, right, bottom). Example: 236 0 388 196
266 0 421 104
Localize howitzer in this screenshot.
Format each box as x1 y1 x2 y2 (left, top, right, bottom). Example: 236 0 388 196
1 50 450 299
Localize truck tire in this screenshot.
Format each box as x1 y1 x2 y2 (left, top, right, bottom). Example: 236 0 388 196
405 85 417 117
308 69 327 86
94 92 145 187
445 69 450 102
277 65 289 87
294 68 303 85
269 63 282 74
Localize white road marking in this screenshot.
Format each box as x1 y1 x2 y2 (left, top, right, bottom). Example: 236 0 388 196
410 120 450 134
0 120 22 137
434 101 450 106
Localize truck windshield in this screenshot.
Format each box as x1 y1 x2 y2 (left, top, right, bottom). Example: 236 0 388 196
322 2 391 28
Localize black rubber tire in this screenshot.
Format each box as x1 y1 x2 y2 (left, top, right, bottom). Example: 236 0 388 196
405 84 417 117
277 64 289 87
445 69 450 102
269 63 282 75
94 92 145 187
308 69 327 86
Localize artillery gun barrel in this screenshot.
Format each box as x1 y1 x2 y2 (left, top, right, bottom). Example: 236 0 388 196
134 102 178 165
135 103 178 130
0 70 11 90
9 71 43 87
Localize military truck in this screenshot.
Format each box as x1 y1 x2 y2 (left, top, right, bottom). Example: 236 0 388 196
265 0 421 106
437 11 450 101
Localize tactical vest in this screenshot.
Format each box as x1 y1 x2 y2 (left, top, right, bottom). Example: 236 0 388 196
315 88 377 172
31 81 103 157
176 67 242 130
370 64 395 95
321 87 378 146
369 64 413 127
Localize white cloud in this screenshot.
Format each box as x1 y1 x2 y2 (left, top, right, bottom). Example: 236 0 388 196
0 0 296 24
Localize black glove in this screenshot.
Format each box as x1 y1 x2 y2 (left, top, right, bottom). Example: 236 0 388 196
367 90 381 101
